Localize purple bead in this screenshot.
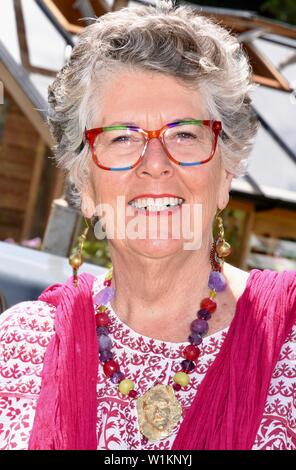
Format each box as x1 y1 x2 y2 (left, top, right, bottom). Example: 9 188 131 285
208 271 227 292
181 360 195 372
191 319 209 335
99 350 113 362
96 326 109 336
188 331 203 345
197 309 211 321
94 287 115 306
98 334 112 351
110 371 125 384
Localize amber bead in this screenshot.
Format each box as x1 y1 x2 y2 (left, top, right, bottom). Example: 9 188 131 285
69 253 83 269
209 290 217 299
173 383 181 391
103 359 119 377
200 297 217 313
184 344 200 361
173 372 190 387
95 312 111 327
119 379 135 395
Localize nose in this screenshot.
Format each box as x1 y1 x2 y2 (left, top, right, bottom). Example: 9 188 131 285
135 137 174 179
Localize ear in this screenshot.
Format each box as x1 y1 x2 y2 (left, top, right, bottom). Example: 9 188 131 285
217 169 233 211
81 185 96 218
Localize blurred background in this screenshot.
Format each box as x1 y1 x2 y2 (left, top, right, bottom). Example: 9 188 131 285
0 0 296 309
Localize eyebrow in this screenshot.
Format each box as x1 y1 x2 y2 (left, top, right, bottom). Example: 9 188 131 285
107 117 198 126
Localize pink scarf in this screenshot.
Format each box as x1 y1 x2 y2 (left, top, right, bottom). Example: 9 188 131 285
28 269 296 450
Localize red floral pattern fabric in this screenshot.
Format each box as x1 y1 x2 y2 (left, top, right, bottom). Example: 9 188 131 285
0 273 295 450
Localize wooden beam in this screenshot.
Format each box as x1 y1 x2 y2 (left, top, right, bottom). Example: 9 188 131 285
42 165 65 237
95 0 111 14
43 0 84 34
50 167 65 202
253 17 296 40
228 198 255 269
252 74 290 90
13 0 30 69
20 138 46 240
228 198 254 212
253 207 296 239
201 13 296 40
112 0 129 11
26 64 58 77
239 210 255 270
247 42 291 91
0 61 52 146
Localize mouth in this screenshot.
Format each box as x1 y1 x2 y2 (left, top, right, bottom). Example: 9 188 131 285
127 195 185 214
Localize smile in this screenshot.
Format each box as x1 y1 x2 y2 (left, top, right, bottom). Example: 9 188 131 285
128 196 184 215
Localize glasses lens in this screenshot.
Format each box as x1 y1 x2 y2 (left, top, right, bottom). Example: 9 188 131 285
163 122 214 164
93 127 145 169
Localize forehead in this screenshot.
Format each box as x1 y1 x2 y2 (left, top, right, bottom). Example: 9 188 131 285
96 70 207 126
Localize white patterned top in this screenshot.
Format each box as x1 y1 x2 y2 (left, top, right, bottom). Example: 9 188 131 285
0 272 295 450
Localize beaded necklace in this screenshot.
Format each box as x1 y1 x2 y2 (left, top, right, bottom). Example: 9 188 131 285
94 265 227 443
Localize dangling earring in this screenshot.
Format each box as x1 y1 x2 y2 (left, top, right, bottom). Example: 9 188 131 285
210 210 232 272
69 218 90 286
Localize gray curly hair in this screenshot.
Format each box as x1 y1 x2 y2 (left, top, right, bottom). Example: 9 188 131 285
48 0 258 207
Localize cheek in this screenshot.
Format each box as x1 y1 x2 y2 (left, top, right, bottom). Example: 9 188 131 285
90 167 125 205
184 163 220 204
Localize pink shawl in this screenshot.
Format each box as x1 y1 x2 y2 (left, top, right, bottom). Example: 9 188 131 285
28 269 296 450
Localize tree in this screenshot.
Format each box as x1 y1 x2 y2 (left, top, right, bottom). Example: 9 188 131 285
261 0 296 24
188 0 296 25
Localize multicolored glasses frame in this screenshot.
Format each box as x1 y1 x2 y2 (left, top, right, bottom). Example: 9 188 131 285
84 119 222 171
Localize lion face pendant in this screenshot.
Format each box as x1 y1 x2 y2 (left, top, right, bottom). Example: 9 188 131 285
136 384 182 442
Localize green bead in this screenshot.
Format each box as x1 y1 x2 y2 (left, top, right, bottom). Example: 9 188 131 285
118 379 134 395
173 372 190 387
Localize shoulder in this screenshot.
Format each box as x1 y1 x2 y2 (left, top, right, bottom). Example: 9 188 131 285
246 268 296 308
225 263 296 299
223 262 251 301
0 299 55 335
0 300 56 396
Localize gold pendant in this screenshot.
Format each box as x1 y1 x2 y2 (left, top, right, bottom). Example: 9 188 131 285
136 384 182 442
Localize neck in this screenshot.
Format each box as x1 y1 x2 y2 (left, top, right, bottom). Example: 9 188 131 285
108 239 214 331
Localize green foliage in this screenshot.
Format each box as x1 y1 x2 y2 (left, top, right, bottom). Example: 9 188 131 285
189 0 296 25
82 240 112 269
261 0 296 24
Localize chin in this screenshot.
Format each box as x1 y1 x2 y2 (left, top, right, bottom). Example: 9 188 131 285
127 238 185 258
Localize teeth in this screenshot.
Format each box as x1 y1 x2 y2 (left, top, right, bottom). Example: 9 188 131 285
129 196 183 209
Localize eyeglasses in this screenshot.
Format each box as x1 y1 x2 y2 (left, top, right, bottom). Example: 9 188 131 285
85 119 222 171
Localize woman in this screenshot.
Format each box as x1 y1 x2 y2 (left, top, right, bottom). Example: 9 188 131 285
0 1 295 450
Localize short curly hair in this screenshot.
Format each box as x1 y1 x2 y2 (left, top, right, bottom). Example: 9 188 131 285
48 0 258 207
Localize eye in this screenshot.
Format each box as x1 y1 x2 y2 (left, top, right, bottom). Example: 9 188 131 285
111 135 131 143
176 132 197 140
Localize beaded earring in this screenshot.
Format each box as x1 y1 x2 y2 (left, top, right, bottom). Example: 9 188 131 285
69 218 90 286
210 210 232 271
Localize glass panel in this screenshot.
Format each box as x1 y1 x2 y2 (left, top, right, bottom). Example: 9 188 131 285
21 0 67 71
247 124 296 196
252 85 296 155
0 0 21 64
29 73 55 102
253 37 296 88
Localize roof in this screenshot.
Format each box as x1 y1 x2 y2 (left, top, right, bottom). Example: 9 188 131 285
0 0 295 209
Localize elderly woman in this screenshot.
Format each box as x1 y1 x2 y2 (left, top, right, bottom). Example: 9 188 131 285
0 1 295 451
